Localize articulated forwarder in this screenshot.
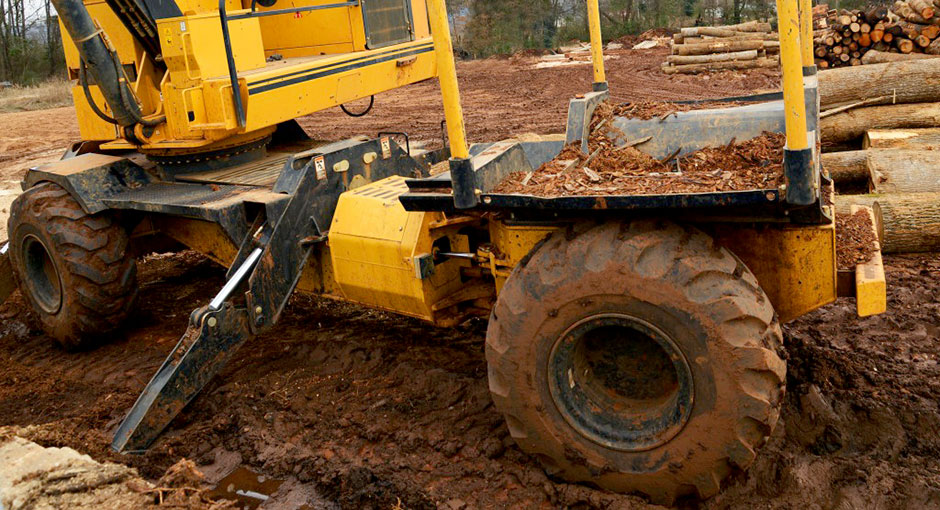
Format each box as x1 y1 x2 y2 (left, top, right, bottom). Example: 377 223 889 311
0 0 886 502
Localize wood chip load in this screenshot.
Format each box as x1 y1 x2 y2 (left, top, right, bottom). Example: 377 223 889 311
662 20 780 74
835 209 879 268
813 3 940 68
494 102 785 196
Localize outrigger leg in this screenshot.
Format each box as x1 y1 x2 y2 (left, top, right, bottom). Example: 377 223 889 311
111 250 262 452
112 151 326 452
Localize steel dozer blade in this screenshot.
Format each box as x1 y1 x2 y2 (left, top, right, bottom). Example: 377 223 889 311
112 302 251 452
0 242 16 305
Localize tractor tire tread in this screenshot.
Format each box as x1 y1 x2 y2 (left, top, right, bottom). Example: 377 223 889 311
485 220 784 505
8 182 137 349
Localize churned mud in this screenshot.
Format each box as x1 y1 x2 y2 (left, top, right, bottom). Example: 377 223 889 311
0 251 938 509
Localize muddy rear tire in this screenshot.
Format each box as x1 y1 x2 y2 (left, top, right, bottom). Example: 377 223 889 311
8 182 137 350
485 220 785 505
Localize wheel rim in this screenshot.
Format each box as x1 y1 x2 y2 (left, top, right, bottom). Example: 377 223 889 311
21 234 63 314
547 313 694 452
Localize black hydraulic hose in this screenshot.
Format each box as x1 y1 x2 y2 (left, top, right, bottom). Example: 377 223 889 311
52 0 142 127
340 95 374 117
79 60 118 124
105 46 166 127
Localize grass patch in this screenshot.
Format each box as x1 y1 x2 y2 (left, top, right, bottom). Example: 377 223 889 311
0 79 73 113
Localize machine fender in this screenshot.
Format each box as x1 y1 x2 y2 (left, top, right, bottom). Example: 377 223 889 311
23 153 154 214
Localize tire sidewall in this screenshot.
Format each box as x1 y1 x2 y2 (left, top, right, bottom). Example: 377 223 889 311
486 221 780 498
509 280 741 478
9 214 77 341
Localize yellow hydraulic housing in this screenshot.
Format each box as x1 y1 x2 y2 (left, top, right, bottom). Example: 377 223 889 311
61 0 437 152
324 177 492 325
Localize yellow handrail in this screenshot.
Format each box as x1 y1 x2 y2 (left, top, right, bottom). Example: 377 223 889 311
586 0 607 86
427 0 469 159
776 0 809 150
799 0 814 66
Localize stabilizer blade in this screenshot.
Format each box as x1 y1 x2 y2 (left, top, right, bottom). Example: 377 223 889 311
111 303 250 452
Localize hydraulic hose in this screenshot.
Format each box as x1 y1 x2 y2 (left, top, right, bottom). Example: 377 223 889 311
79 60 118 124
52 0 144 127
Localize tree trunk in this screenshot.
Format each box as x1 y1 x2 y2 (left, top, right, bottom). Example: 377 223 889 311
908 0 935 19
677 27 777 39
817 59 940 109
894 0 931 23
821 102 940 143
927 37 940 54
666 49 758 64
713 20 773 32
835 193 940 253
661 57 778 74
672 39 768 55
860 49 939 63
867 149 940 193
821 150 870 183
863 127 940 148
896 37 916 53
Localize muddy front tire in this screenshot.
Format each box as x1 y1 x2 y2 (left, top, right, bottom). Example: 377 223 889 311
485 220 785 505
8 182 137 350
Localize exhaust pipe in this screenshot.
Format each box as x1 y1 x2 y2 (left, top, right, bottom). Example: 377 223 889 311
53 0 143 127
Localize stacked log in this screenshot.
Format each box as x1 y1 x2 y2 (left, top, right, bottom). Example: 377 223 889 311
814 3 940 68
818 59 940 254
818 59 940 143
662 21 779 74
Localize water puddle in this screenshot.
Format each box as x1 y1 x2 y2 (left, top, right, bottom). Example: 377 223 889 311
208 466 283 509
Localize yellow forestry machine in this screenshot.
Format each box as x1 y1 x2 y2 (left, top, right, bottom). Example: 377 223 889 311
0 0 885 502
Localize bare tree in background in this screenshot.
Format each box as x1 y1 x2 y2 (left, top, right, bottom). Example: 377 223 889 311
0 0 64 83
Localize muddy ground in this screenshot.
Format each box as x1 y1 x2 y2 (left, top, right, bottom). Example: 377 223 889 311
1 252 939 509
1 48 939 509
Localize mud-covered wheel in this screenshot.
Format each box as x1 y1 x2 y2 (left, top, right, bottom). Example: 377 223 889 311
485 220 785 505
8 182 137 350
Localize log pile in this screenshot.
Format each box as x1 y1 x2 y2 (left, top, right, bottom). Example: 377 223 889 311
813 2 940 68
818 59 940 144
662 21 780 74
819 59 940 254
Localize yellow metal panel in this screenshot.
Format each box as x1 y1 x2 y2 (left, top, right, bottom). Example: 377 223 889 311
851 205 887 317
61 0 140 68
71 86 120 141
61 0 143 141
410 0 430 38
151 216 239 267
255 0 358 56
487 221 560 292
856 250 887 317
328 176 467 321
239 39 436 131
158 13 266 85
296 244 342 296
711 222 837 323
